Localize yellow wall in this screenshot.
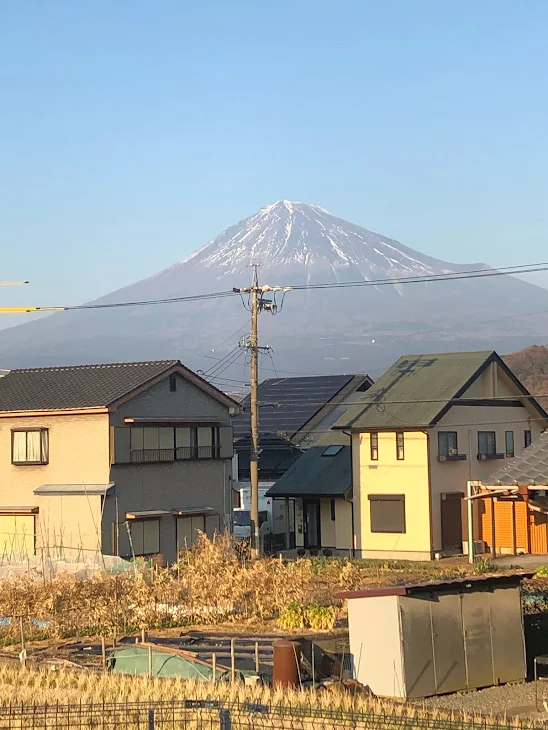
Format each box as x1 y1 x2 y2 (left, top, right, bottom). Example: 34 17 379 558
335 498 353 551
355 431 431 558
320 499 336 547
0 413 110 556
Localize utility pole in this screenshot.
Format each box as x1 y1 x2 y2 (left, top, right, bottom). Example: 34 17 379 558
249 266 260 556
234 267 291 556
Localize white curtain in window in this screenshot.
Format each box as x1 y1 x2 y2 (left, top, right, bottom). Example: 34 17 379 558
40 430 49 462
26 432 42 462
12 432 27 462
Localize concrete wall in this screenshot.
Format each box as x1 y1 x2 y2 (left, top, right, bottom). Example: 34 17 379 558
354 431 431 560
0 412 110 557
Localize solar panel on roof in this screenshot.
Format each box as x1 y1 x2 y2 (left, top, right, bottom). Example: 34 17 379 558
232 374 355 438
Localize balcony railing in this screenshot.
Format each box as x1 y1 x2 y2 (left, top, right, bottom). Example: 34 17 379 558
130 446 221 464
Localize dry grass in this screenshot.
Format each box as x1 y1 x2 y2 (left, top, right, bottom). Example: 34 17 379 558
0 664 534 729
0 534 499 644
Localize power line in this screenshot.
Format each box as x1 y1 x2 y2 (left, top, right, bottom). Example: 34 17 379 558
8 260 548 315
288 262 548 293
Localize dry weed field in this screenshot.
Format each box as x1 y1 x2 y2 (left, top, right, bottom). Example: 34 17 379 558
0 534 499 643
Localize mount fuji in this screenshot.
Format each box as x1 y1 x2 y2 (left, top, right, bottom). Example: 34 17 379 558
1 200 548 381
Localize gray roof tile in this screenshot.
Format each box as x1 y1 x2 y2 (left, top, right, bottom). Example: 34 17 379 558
0 360 179 411
489 431 548 485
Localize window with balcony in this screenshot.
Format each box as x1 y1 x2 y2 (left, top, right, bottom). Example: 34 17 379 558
11 429 49 465
437 431 466 461
129 425 220 463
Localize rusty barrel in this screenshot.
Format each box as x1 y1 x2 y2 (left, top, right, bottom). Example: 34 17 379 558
272 639 300 687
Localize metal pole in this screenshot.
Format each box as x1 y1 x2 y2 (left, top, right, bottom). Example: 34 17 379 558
148 644 153 677
19 617 26 668
212 653 216 683
467 481 474 564
101 636 106 672
220 709 232 730
255 641 260 674
250 266 260 556
147 707 155 730
231 639 236 683
284 498 290 551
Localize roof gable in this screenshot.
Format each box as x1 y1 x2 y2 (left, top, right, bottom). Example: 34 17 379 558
0 360 238 413
334 351 496 430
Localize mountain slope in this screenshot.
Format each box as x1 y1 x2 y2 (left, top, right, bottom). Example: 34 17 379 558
1 200 548 377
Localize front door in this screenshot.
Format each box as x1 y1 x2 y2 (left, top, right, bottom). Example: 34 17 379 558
441 492 464 553
303 499 321 548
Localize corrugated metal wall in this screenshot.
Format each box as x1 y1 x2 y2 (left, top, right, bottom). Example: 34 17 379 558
479 499 529 553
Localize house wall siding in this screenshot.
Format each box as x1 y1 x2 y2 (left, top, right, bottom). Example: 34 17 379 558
110 374 230 426
431 405 543 552
107 374 233 563
355 431 431 559
0 413 110 556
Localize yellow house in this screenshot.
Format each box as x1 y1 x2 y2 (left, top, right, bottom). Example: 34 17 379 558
0 360 239 564
333 351 548 560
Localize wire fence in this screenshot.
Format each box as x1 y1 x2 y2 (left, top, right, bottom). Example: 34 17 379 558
0 699 537 730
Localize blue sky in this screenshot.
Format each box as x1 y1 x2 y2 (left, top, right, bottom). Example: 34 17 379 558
1 0 548 320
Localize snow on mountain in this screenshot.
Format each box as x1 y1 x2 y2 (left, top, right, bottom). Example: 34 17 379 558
175 200 473 282
0 200 547 375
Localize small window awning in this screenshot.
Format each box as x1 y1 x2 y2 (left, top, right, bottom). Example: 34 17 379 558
123 418 223 425
172 506 217 517
34 483 114 496
0 506 39 515
125 510 171 520
465 487 519 500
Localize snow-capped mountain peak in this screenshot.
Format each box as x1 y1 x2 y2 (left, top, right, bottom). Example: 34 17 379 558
178 200 471 282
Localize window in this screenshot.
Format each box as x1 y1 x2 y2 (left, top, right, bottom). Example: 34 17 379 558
505 431 515 458
130 426 174 463
129 425 220 463
525 430 532 448
12 429 49 465
322 445 343 457
369 494 405 533
129 519 160 557
330 498 336 521
396 432 405 460
177 513 220 549
370 433 379 461
438 431 458 457
478 431 497 457
169 374 177 392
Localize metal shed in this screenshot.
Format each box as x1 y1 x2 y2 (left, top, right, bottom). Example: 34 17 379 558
336 572 533 699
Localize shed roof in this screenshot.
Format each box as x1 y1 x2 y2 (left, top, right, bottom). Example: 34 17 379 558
487 431 548 486
333 351 546 430
335 572 534 600
0 360 238 412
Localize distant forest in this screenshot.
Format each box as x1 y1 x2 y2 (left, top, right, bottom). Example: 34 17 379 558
505 345 548 406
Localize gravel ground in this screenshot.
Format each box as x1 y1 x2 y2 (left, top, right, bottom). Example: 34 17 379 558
423 681 548 718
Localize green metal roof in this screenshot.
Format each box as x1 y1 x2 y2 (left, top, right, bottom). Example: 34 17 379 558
267 429 351 498
333 351 496 431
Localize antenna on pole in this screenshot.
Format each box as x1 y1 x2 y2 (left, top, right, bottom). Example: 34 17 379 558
233 265 292 557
